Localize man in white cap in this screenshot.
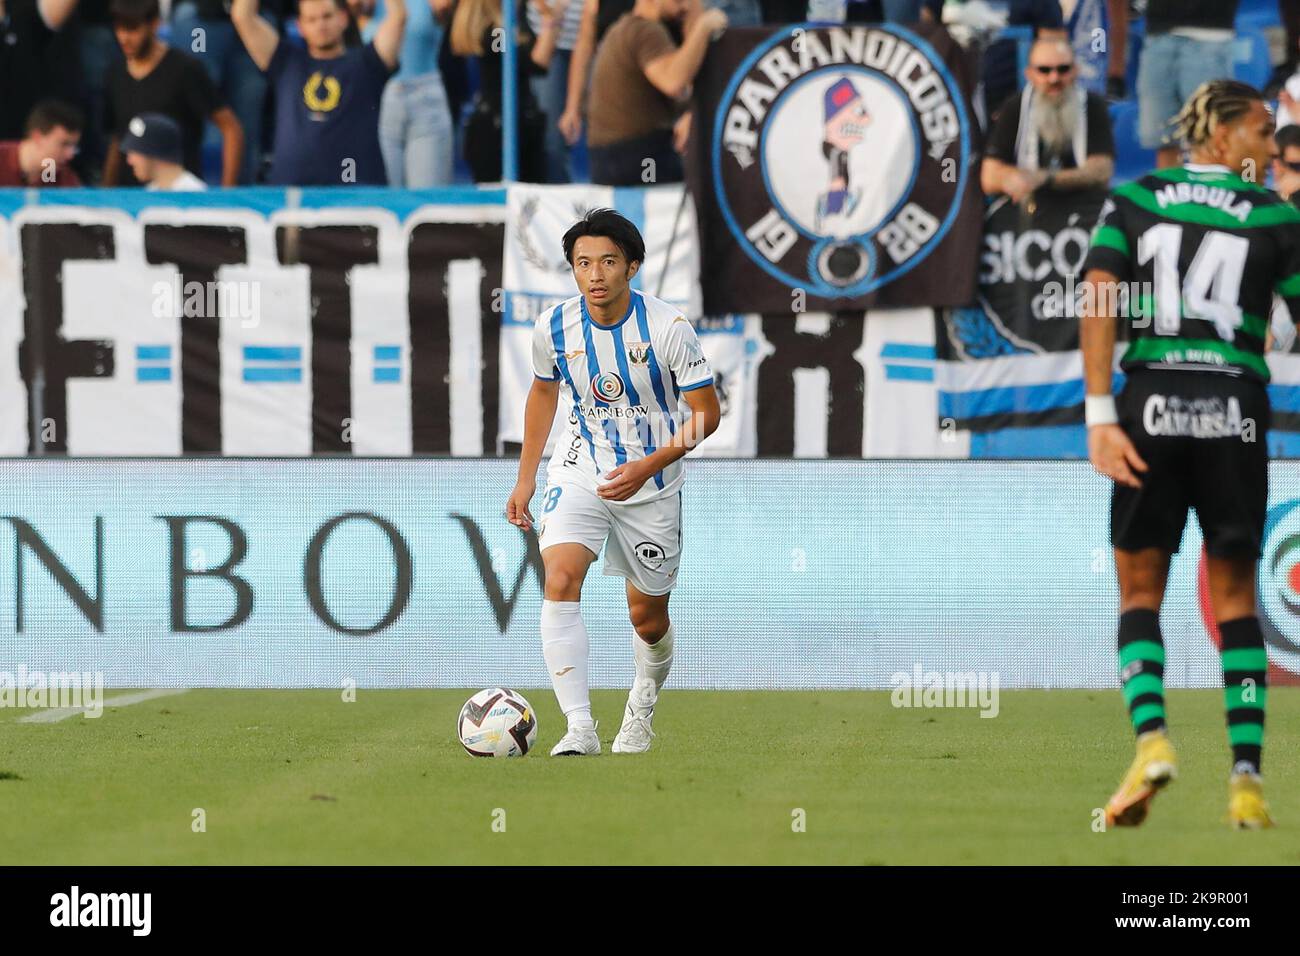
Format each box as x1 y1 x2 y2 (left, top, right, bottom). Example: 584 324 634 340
122 112 208 191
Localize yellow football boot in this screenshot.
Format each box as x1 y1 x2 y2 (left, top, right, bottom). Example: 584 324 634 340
1227 773 1275 830
1105 729 1178 827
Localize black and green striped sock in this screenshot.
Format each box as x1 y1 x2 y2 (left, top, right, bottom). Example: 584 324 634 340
1118 608 1167 736
1219 616 1267 775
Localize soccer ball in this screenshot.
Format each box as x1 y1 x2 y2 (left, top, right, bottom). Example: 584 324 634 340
457 688 538 757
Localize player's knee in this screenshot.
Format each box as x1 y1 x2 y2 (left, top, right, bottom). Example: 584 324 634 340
629 606 669 643
542 565 583 601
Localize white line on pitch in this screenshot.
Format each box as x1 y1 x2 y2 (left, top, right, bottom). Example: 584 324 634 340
16 688 191 724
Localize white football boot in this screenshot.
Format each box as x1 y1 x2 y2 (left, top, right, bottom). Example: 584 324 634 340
550 721 601 756
612 677 658 754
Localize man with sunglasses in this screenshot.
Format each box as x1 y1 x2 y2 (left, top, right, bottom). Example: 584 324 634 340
1274 124 1300 205
981 38 1115 205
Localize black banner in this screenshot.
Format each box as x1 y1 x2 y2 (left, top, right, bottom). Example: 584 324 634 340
935 188 1106 432
690 22 984 315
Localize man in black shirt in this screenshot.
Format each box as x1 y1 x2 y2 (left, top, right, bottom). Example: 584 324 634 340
0 0 82 140
170 0 281 183
103 0 244 185
981 38 1114 204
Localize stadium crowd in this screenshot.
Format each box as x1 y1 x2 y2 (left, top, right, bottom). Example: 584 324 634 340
2 0 1300 191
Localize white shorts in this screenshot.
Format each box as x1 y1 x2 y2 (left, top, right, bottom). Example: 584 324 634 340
536 480 683 596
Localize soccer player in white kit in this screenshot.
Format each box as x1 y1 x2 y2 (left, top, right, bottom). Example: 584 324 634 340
505 209 721 755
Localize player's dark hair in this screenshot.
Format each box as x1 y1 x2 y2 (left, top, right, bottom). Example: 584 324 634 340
561 208 646 268
109 0 160 24
1172 79 1264 147
25 99 84 136
1276 124 1300 153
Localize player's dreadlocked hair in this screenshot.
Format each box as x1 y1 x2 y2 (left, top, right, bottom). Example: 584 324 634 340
1171 79 1264 147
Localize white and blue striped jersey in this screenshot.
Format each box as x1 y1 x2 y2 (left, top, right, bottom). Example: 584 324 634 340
532 290 714 504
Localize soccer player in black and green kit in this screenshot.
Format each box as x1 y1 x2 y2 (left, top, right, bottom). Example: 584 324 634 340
1081 80 1298 829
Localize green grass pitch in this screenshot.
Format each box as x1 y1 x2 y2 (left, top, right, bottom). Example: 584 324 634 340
2 688 1298 865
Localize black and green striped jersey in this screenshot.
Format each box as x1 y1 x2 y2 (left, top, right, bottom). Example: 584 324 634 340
1082 164 1300 383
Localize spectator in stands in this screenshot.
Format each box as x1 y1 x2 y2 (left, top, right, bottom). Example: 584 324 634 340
1269 0 1300 96
121 112 208 190
1137 0 1239 169
450 0 562 182
0 0 84 141
709 0 756 26
1104 0 1128 101
362 0 455 187
348 0 375 28
527 0 583 182
586 0 727 187
103 0 244 186
76 0 123 182
231 0 405 185
981 38 1114 203
557 0 632 150
1273 124 1300 205
0 99 84 186
981 0 1066 122
757 0 937 23
170 0 280 184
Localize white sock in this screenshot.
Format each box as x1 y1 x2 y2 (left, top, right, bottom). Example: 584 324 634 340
630 624 674 713
541 600 593 729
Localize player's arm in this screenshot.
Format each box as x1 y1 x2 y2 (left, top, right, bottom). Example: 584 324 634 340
507 377 561 532
372 0 407 71
1081 266 1146 489
230 0 280 72
598 385 720 501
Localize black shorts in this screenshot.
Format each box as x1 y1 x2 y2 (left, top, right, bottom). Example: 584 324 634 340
1111 370 1270 558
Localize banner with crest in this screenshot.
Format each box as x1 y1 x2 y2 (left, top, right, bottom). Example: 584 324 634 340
688 22 985 315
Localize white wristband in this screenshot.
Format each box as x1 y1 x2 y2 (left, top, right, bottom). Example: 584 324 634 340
1085 394 1118 427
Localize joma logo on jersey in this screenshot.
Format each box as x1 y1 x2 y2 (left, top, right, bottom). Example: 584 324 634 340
627 343 651 365
591 371 625 402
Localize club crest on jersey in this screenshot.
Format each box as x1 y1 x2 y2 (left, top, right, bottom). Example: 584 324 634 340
627 343 651 365
591 371 625 402
713 24 968 298
634 541 666 570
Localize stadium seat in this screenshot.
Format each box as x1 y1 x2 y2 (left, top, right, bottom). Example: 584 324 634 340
1236 0 1283 31
1108 100 1156 184
1124 15 1143 102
